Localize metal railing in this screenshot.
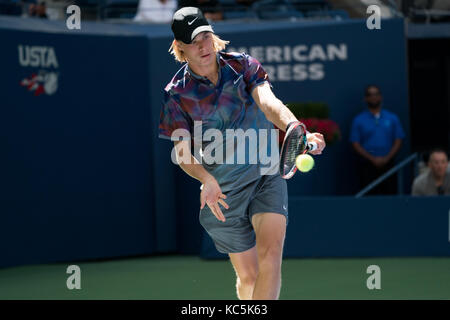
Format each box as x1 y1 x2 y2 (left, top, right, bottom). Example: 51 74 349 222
355 152 419 198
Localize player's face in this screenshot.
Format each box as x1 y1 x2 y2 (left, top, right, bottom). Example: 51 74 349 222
428 152 449 178
181 32 215 67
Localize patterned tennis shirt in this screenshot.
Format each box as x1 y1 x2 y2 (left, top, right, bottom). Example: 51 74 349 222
158 51 279 192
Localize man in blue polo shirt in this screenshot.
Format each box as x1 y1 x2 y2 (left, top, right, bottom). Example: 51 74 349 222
350 85 405 195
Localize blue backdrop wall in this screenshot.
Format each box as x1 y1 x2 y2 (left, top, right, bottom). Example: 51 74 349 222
201 196 450 259
0 26 158 267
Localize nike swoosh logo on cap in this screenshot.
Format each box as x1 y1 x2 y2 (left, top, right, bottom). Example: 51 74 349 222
188 17 198 25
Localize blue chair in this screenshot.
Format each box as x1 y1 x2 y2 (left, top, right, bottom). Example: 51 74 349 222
305 9 350 20
219 0 240 6
287 0 330 12
223 10 258 21
219 0 257 21
99 0 139 19
73 0 103 8
288 0 328 5
252 0 304 20
0 0 22 15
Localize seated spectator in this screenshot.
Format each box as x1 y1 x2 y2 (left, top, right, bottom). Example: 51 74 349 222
28 1 48 19
134 0 177 23
412 148 450 196
177 0 224 21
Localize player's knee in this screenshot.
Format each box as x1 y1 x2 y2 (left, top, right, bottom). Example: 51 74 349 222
237 272 257 288
257 243 283 266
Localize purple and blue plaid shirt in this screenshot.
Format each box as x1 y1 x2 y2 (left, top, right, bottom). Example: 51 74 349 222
158 51 279 191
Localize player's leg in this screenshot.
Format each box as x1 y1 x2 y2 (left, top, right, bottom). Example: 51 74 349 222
251 212 287 300
199 186 259 300
228 246 259 300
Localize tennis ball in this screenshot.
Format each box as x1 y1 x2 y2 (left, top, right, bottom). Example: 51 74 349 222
296 154 315 172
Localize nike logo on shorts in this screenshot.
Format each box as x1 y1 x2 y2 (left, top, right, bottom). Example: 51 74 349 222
283 205 287 211
188 17 198 25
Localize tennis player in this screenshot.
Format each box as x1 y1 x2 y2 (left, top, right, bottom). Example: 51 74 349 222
159 7 325 300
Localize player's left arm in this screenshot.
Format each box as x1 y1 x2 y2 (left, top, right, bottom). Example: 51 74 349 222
251 82 325 155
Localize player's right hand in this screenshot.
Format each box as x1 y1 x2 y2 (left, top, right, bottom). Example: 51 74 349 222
200 176 229 222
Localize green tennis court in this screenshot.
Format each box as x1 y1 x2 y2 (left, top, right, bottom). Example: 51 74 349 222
1 256 449 300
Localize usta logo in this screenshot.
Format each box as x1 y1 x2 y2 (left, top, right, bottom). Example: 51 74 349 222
18 45 59 96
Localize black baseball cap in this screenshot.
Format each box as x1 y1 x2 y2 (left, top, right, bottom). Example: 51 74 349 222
171 7 214 44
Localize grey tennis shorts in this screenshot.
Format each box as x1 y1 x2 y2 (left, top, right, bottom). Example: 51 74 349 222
199 173 288 254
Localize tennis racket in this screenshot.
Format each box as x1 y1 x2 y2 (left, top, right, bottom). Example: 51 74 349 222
279 121 317 179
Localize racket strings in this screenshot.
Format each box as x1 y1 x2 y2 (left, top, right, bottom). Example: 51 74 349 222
282 126 306 175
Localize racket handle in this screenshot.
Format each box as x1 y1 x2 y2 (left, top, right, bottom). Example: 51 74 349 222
307 141 318 152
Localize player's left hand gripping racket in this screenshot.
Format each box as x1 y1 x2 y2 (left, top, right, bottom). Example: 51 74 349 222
279 121 317 179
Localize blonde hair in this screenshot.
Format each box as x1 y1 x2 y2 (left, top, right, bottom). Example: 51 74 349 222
168 33 230 63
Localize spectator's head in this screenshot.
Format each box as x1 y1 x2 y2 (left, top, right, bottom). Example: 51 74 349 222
30 0 46 18
427 148 449 179
364 85 382 109
28 3 36 16
169 7 228 63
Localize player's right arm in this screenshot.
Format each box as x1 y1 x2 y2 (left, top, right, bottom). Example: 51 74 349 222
174 140 229 222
